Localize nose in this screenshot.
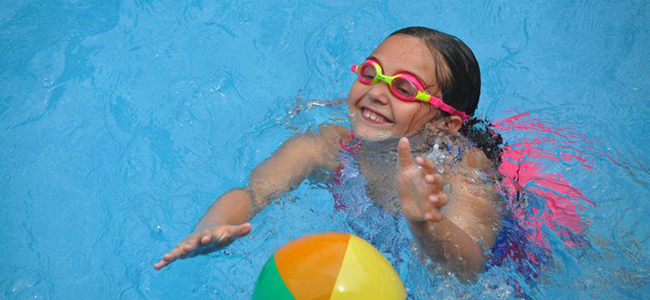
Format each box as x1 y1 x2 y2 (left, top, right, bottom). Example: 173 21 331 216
366 82 391 105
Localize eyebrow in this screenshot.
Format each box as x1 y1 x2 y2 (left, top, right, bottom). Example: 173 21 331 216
366 55 429 87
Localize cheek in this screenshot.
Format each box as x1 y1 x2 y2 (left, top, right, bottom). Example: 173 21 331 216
346 82 365 107
415 105 435 121
393 102 420 121
395 104 435 131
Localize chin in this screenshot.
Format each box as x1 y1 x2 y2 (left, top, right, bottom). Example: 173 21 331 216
351 122 394 142
348 108 397 142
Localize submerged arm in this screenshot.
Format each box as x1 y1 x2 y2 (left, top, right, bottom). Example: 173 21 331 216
196 124 346 227
154 124 346 270
397 138 500 280
407 180 500 279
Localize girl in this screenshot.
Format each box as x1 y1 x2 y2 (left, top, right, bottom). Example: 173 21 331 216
154 27 503 280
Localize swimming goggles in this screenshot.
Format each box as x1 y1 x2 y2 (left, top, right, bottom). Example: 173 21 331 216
351 59 469 122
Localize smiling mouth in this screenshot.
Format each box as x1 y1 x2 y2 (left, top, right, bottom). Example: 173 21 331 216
361 107 392 124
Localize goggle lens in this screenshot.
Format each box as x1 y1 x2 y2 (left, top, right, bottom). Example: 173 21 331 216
391 76 418 101
358 62 377 84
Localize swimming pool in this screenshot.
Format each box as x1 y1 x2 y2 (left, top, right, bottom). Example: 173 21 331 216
1 0 649 298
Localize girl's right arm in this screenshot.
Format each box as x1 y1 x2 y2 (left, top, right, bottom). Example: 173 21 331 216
154 124 347 270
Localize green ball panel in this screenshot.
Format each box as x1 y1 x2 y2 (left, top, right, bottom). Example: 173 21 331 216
252 255 296 300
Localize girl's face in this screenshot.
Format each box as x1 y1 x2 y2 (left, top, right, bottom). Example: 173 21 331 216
347 35 443 142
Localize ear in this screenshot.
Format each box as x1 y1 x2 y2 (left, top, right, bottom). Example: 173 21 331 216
445 116 463 133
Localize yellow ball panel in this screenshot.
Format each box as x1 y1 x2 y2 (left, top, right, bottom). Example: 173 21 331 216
330 235 406 300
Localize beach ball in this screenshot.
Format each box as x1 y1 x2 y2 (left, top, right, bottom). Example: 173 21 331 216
252 232 406 300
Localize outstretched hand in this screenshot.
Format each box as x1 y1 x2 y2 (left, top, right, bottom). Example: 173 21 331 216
153 222 252 270
397 137 448 222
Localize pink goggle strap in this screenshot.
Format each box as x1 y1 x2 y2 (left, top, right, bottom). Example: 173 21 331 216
426 95 470 122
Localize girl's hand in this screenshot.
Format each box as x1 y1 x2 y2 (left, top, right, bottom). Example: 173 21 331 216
153 222 252 270
397 137 448 222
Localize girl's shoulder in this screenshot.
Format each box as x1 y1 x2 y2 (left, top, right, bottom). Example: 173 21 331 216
316 123 350 142
447 143 498 192
307 124 351 170
461 146 493 171
430 133 494 174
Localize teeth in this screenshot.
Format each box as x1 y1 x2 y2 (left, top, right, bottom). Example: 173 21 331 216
363 109 385 122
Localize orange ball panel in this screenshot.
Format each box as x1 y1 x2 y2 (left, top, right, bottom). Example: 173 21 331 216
275 232 351 299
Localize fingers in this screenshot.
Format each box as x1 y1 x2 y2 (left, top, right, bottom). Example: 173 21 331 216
200 230 212 245
397 137 414 169
414 155 441 190
154 245 186 270
417 157 442 187
416 156 437 174
182 233 201 252
153 232 217 270
230 223 252 238
153 223 254 270
182 229 214 252
422 194 447 222
429 193 448 208
154 259 170 270
424 210 444 222
424 171 443 185
214 223 252 244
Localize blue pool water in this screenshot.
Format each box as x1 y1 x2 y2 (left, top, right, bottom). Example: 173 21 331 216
1 0 649 299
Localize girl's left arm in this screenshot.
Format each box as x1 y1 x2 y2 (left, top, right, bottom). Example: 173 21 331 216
397 138 501 280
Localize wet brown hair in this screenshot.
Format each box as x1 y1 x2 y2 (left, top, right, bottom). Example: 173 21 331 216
390 27 503 166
